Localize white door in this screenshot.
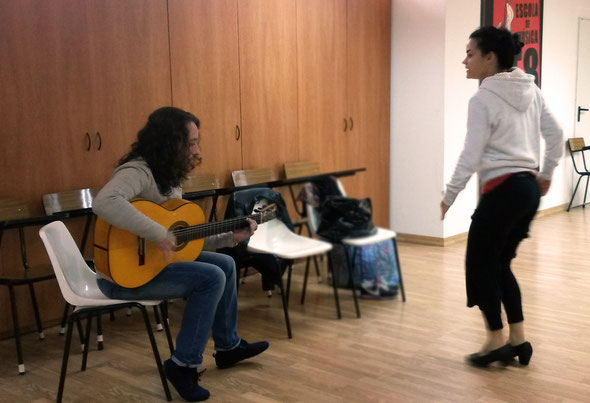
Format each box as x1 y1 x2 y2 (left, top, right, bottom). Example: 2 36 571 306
571 18 590 207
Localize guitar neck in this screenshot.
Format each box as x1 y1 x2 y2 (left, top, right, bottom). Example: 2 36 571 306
173 213 261 243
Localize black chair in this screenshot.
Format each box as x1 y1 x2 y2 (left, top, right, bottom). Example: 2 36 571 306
0 197 56 375
567 138 590 211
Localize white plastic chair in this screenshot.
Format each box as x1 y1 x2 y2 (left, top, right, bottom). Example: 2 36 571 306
247 217 333 322
39 221 173 402
306 179 406 319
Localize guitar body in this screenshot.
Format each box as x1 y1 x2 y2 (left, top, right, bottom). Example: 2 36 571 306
94 199 205 288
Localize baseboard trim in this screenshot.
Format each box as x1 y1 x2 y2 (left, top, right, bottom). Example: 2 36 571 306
397 203 568 246
397 232 467 246
535 203 568 218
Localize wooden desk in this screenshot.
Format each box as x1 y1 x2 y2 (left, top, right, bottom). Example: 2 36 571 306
181 167 366 220
182 167 366 199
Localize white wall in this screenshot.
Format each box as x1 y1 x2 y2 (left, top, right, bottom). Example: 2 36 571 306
540 0 590 210
390 0 477 238
442 0 479 237
391 0 590 239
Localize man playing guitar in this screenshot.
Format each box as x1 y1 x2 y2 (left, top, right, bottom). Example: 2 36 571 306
93 106 268 402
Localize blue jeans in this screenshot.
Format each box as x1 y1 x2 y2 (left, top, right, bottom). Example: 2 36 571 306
97 251 241 367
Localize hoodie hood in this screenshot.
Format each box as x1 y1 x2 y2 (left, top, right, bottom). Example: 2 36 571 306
479 68 536 112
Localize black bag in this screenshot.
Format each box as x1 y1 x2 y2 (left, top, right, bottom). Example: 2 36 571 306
316 196 377 241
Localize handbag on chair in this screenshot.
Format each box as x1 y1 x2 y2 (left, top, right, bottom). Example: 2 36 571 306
316 196 377 241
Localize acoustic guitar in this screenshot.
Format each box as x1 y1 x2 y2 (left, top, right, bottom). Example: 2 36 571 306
93 198 276 288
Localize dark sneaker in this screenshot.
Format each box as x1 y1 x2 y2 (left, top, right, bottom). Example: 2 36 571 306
214 339 269 369
163 359 210 402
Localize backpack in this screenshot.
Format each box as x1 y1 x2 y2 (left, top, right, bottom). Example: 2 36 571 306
331 241 400 299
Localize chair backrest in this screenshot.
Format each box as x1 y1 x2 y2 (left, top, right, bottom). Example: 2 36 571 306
0 197 33 222
305 178 347 237
567 138 588 174
568 137 585 152
182 173 220 193
42 188 97 216
232 168 276 186
283 160 320 179
39 221 104 305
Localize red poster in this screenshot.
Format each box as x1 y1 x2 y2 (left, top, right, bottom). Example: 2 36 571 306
481 0 543 87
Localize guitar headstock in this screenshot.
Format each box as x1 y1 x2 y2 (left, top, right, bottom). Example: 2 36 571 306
253 203 278 224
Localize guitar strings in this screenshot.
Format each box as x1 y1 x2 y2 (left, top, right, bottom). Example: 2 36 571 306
171 213 266 240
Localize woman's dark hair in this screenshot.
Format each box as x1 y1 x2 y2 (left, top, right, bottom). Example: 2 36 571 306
469 26 524 70
119 106 200 196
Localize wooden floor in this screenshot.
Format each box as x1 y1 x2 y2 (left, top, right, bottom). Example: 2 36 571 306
2 207 590 402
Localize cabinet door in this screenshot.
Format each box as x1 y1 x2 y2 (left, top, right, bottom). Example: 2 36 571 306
346 0 391 226
0 0 171 197
0 0 93 200
83 0 171 190
168 0 243 187
238 0 299 172
296 0 347 173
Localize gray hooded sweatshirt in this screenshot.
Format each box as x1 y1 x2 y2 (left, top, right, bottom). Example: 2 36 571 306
93 159 234 249
443 68 563 206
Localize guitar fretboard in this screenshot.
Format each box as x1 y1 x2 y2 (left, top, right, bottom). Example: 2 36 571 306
172 213 262 243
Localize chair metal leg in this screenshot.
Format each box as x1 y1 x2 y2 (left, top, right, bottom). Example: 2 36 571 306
276 277 293 339
8 285 25 374
313 255 322 283
59 303 70 335
81 313 93 371
159 302 175 355
584 176 590 208
392 238 406 302
27 283 45 340
300 257 311 305
345 247 361 318
285 263 293 309
137 304 172 401
152 306 163 331
57 313 76 403
327 251 342 319
568 175 584 211
96 312 104 350
241 267 249 284
76 318 85 352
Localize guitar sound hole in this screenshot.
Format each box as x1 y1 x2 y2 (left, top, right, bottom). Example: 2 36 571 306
170 221 189 251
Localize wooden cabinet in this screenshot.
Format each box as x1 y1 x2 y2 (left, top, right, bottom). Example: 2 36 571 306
296 0 348 172
83 0 172 188
0 0 391 335
237 0 299 172
297 0 391 226
0 0 171 199
0 0 91 200
169 0 299 184
346 0 391 227
168 0 242 187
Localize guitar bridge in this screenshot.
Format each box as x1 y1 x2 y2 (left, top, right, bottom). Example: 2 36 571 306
137 237 146 266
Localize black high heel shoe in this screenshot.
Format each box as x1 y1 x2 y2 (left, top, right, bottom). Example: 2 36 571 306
467 344 514 367
510 341 533 365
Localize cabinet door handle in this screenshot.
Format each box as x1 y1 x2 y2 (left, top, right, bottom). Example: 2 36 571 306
349 117 354 130
235 125 241 141
86 132 91 151
579 106 589 122
96 131 102 151
344 118 348 132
